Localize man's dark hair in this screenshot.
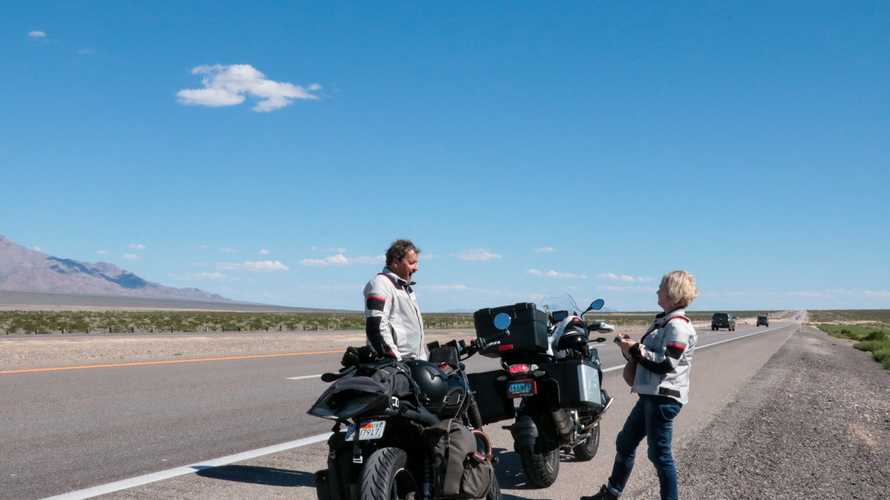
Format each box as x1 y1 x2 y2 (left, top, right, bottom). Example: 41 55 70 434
386 239 420 266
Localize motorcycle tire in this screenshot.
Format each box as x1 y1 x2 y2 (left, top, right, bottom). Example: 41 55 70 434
517 445 560 488
572 421 601 461
359 447 418 500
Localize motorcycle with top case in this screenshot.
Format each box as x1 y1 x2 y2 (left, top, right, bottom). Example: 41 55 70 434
473 295 615 488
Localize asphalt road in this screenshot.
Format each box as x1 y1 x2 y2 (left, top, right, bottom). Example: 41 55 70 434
0 320 797 499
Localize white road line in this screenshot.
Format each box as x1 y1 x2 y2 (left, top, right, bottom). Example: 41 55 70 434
44 433 332 500
50 321 795 498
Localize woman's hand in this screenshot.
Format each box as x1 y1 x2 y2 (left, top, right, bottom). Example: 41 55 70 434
615 334 636 359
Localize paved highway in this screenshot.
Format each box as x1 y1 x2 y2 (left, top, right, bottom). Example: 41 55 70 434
0 319 798 499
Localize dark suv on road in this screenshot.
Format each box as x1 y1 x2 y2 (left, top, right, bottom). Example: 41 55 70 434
756 314 769 327
711 312 736 331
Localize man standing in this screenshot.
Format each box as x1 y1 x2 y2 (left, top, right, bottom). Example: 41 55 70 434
363 239 427 361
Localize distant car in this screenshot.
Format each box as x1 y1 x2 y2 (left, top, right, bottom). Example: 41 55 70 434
711 312 736 331
756 314 769 327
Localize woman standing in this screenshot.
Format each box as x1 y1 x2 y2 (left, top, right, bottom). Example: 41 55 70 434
582 270 698 500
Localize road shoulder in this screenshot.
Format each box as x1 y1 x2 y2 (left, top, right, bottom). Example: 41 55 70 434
633 325 890 499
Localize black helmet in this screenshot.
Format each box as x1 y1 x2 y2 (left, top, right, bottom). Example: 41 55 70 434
408 360 449 405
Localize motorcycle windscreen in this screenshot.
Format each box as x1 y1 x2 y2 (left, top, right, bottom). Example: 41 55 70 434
307 376 391 420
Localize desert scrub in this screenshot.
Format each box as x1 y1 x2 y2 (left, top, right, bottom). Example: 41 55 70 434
809 309 890 323
817 323 890 370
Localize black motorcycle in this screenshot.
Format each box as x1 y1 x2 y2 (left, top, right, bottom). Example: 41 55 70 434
473 295 614 488
309 339 500 500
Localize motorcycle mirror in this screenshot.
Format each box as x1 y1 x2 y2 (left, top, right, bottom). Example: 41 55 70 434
589 298 605 311
321 372 338 383
493 312 512 330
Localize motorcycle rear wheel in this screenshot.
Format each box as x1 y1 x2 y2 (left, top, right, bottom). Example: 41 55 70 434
517 444 560 488
572 421 601 461
359 447 418 500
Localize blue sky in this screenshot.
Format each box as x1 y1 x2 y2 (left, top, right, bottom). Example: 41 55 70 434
2 1 888 311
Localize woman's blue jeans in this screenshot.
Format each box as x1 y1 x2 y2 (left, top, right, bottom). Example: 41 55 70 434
606 394 682 500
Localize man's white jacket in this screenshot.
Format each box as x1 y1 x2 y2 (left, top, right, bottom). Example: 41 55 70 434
363 268 427 361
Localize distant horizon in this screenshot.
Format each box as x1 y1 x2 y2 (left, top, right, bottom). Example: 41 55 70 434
2 289 886 316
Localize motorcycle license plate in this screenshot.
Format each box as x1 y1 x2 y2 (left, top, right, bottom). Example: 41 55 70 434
507 379 536 398
344 421 386 441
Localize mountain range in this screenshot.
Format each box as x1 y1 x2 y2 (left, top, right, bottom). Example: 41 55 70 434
0 235 230 302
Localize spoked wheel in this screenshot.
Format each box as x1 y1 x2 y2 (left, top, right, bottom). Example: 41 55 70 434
572 420 601 461
359 447 418 500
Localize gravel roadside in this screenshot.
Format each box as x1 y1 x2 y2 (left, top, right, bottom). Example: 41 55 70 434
631 325 890 500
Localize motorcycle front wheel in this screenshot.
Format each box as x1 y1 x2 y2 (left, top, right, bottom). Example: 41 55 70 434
572 420 601 461
359 447 418 500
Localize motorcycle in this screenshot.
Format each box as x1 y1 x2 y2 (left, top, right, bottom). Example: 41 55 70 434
309 339 500 500
473 295 615 487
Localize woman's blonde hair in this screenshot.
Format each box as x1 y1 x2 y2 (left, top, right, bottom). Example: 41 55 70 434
660 270 698 308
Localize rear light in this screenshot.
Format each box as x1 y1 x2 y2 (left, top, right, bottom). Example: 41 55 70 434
508 363 530 375
498 344 514 352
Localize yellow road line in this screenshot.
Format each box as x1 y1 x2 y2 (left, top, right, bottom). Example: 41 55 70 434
0 350 343 375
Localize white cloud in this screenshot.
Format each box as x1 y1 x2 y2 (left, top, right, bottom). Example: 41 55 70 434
123 253 141 261
177 64 321 112
300 253 383 267
528 268 588 280
217 260 288 272
128 243 146 250
864 290 890 298
96 250 108 255
455 249 502 261
301 254 350 267
258 248 270 256
28 31 46 39
534 246 556 253
220 247 239 254
597 273 652 283
785 291 830 298
32 245 43 252
243 260 289 272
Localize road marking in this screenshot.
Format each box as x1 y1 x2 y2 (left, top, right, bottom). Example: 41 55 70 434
44 433 333 500
45 322 796 498
0 350 343 376
286 374 322 381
